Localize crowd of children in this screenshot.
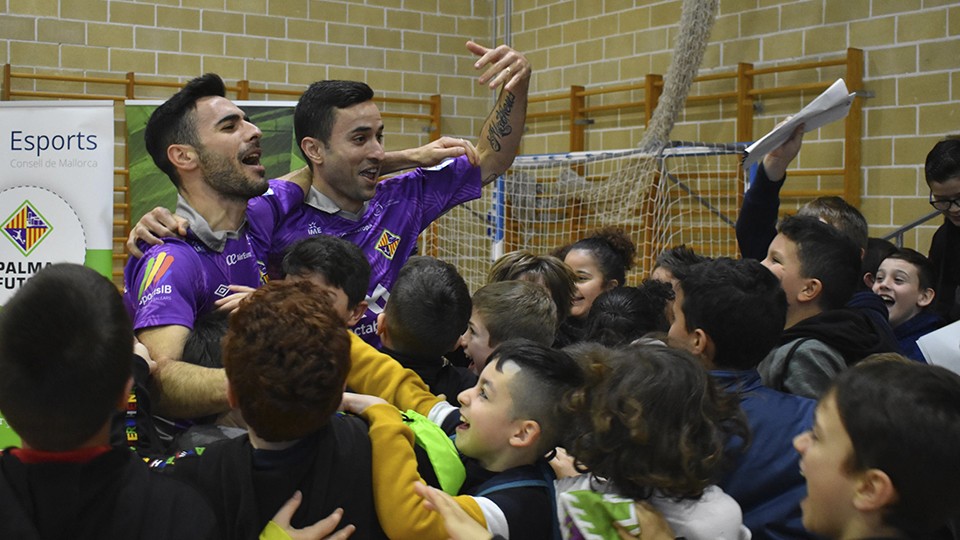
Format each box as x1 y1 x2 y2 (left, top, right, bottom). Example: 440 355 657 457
3 67 960 540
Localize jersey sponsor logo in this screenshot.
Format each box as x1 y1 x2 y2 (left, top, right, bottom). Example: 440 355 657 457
307 221 322 235
225 251 253 265
375 228 400 260
137 252 175 304
2 200 52 256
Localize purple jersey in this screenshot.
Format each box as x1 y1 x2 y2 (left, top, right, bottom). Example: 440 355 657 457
123 229 267 332
247 155 482 346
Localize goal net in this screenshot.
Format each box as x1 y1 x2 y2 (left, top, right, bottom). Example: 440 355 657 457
422 141 748 292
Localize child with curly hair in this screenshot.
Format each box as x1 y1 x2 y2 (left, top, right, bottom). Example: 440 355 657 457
559 343 751 540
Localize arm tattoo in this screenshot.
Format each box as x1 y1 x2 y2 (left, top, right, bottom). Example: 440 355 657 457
485 91 516 152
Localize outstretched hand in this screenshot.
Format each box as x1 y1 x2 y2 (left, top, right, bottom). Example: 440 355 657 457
266 491 355 540
413 481 492 540
412 136 480 167
466 40 531 92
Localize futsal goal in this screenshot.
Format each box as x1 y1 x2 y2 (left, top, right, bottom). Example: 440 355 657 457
422 140 747 292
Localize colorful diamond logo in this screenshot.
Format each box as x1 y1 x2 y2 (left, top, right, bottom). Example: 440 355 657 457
2 201 53 256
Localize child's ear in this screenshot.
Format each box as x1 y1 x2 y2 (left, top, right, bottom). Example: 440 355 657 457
375 311 386 338
917 288 935 308
226 382 239 410
798 278 823 305
853 468 898 513
349 301 369 328
863 273 876 289
692 329 718 368
509 420 541 449
604 279 620 291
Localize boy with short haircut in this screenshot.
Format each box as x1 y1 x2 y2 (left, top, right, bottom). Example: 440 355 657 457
282 235 371 328
668 257 816 540
150 279 386 539
793 360 960 539
758 215 899 398
871 248 944 362
925 139 960 322
377 256 476 404
460 280 557 374
0 264 217 539
342 338 584 540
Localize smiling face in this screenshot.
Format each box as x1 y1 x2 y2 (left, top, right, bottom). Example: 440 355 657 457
872 258 933 328
315 100 385 213
929 176 960 227
460 310 495 375
762 233 808 309
455 359 526 471
564 248 614 319
793 393 860 539
192 96 267 200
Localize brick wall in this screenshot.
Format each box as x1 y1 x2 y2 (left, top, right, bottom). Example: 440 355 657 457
508 0 960 252
2 0 957 252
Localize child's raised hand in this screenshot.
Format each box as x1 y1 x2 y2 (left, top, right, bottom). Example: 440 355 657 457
340 392 388 415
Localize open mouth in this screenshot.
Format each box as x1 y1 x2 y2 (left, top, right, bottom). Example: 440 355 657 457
878 294 895 307
359 166 379 182
456 414 470 431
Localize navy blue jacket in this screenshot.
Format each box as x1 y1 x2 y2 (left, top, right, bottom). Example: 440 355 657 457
715 369 818 540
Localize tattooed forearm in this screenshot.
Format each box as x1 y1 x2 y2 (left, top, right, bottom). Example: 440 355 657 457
485 91 516 152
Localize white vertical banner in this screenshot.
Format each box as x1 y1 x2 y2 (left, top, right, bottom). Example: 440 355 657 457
0 101 115 305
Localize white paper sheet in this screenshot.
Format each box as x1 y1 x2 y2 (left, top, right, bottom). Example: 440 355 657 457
742 78 856 168
917 319 960 375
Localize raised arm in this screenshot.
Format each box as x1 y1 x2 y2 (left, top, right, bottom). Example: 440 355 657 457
468 41 531 185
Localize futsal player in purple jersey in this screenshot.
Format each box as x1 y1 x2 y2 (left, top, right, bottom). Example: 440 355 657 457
131 41 532 347
123 73 272 420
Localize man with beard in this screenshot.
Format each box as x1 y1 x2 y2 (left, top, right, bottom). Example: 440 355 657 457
123 73 271 422
130 41 531 348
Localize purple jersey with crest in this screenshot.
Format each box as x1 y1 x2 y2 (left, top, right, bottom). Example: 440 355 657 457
122 231 267 331
247 155 482 346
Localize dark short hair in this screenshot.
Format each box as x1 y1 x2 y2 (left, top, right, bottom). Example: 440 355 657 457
832 360 960 535
563 343 748 501
489 339 584 455
294 80 375 166
861 237 898 287
677 258 786 370
881 248 936 293
145 73 227 187
473 280 557 347
183 310 229 369
488 250 577 322
222 279 351 442
925 139 960 184
798 196 869 251
582 280 675 347
553 227 636 287
384 256 471 358
778 215 860 310
281 236 371 309
654 244 707 282
0 264 132 451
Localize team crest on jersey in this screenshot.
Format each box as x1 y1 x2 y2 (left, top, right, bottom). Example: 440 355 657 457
2 201 52 256
375 229 401 260
137 252 175 304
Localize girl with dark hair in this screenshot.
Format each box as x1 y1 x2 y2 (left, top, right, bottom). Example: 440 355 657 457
552 227 636 346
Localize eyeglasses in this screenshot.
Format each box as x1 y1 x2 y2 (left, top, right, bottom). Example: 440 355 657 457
929 192 960 212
